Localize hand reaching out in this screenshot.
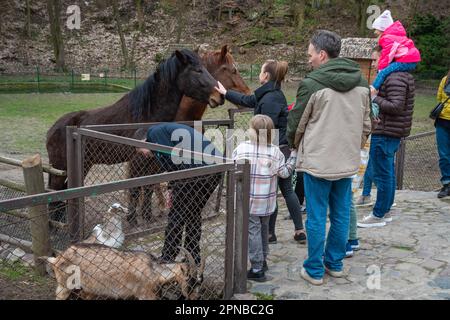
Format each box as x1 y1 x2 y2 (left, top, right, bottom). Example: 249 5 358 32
215 81 227 95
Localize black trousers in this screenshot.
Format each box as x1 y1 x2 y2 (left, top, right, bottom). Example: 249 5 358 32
161 173 221 265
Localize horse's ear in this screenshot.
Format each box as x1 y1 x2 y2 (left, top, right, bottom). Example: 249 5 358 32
194 45 200 54
175 50 188 65
220 45 228 63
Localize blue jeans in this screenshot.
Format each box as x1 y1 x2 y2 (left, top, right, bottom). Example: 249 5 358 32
362 157 373 196
303 173 351 279
436 120 450 185
371 135 400 218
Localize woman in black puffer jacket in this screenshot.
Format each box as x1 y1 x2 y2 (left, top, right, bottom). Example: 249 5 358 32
215 60 306 243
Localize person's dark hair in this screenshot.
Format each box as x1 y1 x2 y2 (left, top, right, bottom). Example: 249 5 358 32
310 30 342 59
263 60 288 86
373 45 382 53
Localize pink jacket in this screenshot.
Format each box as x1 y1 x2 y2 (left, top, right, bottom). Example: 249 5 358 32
378 21 421 71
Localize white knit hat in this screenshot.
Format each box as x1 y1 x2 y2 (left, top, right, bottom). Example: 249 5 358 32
372 10 394 31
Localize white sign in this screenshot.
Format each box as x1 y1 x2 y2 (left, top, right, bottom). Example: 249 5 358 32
81 74 90 81
66 5 81 30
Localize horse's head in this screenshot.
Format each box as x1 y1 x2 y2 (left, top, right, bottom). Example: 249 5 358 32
174 50 224 108
201 45 251 96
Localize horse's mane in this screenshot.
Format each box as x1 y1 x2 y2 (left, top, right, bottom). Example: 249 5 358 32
201 49 235 68
128 49 201 122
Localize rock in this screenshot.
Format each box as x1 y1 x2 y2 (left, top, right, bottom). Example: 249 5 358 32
232 293 257 300
22 253 35 267
278 291 308 300
250 284 278 296
430 276 450 290
7 247 26 262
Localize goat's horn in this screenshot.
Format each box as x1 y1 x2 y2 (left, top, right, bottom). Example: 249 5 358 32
178 246 196 276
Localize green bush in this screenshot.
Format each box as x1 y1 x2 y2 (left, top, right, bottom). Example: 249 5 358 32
410 14 450 79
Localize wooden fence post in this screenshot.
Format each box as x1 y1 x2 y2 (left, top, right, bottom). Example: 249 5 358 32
22 154 50 275
233 160 250 294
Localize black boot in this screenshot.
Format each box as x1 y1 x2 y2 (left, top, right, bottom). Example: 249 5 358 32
438 184 450 198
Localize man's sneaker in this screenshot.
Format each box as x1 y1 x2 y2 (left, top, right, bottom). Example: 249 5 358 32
263 261 268 272
268 234 277 244
355 195 373 207
325 266 345 278
300 267 323 286
345 242 354 258
358 214 386 228
384 211 393 223
348 239 360 251
438 184 450 199
247 269 267 282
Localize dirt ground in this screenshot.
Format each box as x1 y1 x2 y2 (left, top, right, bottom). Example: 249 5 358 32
0 273 55 300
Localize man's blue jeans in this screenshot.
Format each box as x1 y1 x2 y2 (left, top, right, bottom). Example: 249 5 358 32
436 120 450 185
371 134 400 218
362 157 373 196
303 173 351 279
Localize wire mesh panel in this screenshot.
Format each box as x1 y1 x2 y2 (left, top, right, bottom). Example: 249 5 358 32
229 108 254 132
0 186 26 201
397 132 441 192
0 156 241 300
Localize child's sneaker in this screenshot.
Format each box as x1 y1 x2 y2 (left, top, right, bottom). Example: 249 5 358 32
355 195 373 207
268 234 277 244
348 239 360 251
247 269 267 282
345 242 354 258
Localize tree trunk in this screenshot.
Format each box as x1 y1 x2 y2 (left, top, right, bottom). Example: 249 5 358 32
290 0 306 69
135 0 145 32
46 0 65 71
355 0 370 36
112 0 130 70
25 0 32 38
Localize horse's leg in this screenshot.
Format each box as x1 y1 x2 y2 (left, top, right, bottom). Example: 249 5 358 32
127 154 142 227
48 173 68 222
141 155 167 222
142 186 154 222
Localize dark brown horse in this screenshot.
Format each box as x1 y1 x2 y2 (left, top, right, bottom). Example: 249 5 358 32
126 45 251 224
46 49 224 220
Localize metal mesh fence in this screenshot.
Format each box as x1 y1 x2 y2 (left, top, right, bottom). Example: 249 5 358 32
0 167 233 300
0 186 26 201
397 132 441 192
0 125 244 300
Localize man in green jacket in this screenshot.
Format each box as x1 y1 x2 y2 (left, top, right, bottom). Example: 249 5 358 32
287 30 371 285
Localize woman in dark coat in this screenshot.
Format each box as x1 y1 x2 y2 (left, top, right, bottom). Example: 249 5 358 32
215 60 306 243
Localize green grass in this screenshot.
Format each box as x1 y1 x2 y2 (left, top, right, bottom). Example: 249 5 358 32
0 86 437 157
254 292 275 300
0 260 47 284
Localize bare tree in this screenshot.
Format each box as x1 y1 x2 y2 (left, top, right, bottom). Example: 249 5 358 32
135 0 145 32
289 0 306 69
46 0 65 71
355 0 370 36
25 0 32 38
112 0 130 69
